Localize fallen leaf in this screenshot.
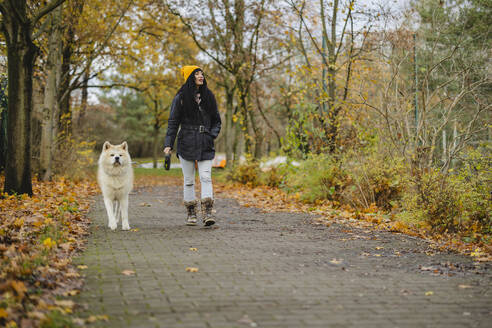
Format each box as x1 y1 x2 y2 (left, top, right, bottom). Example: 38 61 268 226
329 258 343 265
138 202 151 207
425 291 434 296
400 289 411 295
122 270 135 276
375 246 384 250
86 315 109 323
130 228 139 232
420 266 435 271
0 308 7 318
64 272 80 278
458 284 472 289
63 290 80 296
185 267 199 272
59 242 71 251
77 265 88 270
11 280 27 298
189 247 198 251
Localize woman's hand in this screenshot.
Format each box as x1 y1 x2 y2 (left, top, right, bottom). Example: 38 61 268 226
163 147 171 154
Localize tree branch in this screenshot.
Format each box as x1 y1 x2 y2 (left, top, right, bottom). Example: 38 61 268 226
163 0 230 72
32 0 66 26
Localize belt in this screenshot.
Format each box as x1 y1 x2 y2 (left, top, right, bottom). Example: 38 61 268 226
181 124 209 133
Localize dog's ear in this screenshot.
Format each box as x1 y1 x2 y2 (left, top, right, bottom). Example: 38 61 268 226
121 141 128 151
103 141 112 151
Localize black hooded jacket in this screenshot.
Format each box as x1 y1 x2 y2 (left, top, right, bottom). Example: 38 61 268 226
164 69 221 161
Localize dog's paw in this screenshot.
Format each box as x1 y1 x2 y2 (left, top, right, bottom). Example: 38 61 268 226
108 222 117 231
122 224 131 231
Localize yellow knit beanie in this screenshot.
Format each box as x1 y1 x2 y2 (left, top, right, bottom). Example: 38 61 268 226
181 65 201 82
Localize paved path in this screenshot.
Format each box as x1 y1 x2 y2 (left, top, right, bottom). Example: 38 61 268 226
75 186 491 328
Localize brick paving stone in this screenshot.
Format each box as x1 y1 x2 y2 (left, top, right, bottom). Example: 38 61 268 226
75 185 491 327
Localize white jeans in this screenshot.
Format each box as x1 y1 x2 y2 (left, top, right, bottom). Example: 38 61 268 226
179 156 213 201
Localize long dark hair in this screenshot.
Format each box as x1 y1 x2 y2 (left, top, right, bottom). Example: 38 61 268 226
177 68 214 115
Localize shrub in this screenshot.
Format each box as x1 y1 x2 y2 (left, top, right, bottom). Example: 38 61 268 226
454 147 492 237
398 146 491 238
414 169 462 233
260 166 286 188
227 156 262 187
343 152 405 210
53 136 97 180
284 153 348 203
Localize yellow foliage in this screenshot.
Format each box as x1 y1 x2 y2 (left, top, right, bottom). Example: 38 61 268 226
42 237 56 249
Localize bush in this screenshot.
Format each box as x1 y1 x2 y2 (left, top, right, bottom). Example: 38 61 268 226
398 147 491 238
284 153 348 203
454 147 492 236
227 156 262 187
343 152 405 210
260 166 287 188
407 169 462 233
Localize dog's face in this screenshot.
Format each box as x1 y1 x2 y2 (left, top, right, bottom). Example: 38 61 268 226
100 141 131 167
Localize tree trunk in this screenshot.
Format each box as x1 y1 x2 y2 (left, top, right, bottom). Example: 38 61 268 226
39 7 62 181
61 0 84 129
0 80 7 171
152 123 160 169
232 107 241 166
59 31 73 127
248 108 262 159
3 19 37 195
238 93 252 155
224 85 235 167
78 67 90 126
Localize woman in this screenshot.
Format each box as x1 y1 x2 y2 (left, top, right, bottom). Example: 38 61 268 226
163 65 221 226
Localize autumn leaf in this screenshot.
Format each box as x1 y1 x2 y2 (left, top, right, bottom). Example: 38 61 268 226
87 315 109 323
329 258 343 265
425 291 434 296
42 237 56 249
11 280 27 298
185 267 199 272
420 266 435 271
189 247 198 251
122 270 135 276
77 265 88 270
13 218 24 228
0 308 8 318
0 176 97 326
54 299 75 311
63 290 80 296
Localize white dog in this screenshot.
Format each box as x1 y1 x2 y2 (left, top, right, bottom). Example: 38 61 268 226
97 141 134 231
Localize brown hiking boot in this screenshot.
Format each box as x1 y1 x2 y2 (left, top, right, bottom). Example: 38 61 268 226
201 197 216 226
184 200 198 226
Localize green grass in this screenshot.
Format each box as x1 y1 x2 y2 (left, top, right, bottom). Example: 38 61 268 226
134 167 227 179
134 156 180 165
40 310 75 328
134 167 183 177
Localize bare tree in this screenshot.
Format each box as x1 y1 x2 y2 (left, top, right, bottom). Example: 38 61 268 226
286 0 373 152
164 0 286 164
